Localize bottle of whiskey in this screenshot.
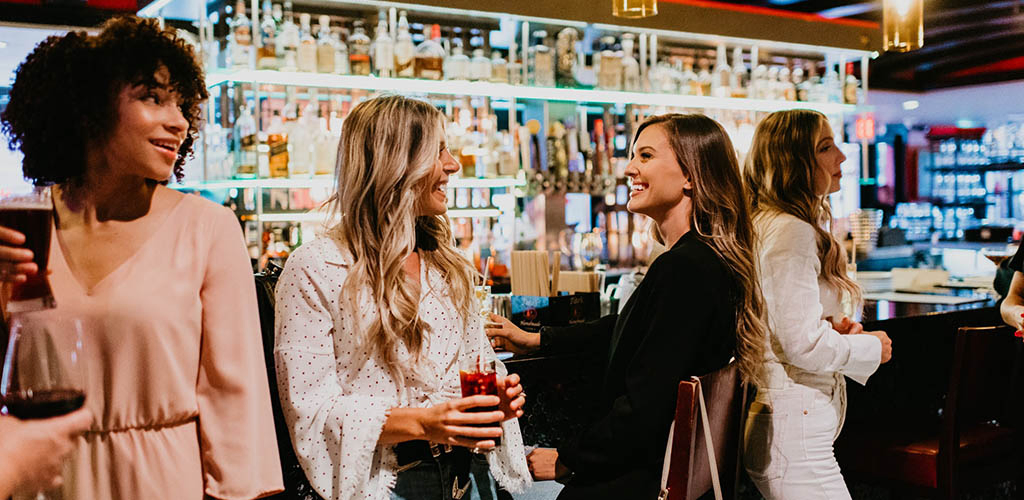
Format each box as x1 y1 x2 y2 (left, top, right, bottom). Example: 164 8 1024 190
348 21 372 76
393 11 415 77
621 34 641 92
316 16 335 74
234 103 258 179
297 13 317 72
373 10 394 77
229 0 253 69
712 44 731 98
257 0 276 69
414 24 445 80
278 1 299 71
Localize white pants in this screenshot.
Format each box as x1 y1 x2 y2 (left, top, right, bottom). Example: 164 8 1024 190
743 383 850 500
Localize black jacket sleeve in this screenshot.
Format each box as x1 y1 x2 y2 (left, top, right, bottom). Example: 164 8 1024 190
556 251 730 480
539 314 618 358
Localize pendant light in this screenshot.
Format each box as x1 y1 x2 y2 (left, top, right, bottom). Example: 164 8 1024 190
883 0 923 52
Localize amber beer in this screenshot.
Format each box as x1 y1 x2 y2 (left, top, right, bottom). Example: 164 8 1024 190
0 187 55 312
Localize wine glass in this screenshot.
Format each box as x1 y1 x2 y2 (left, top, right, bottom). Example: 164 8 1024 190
1 315 86 500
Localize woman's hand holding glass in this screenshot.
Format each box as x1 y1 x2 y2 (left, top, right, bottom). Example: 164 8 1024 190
0 409 92 498
497 373 525 421
417 396 505 449
0 226 37 284
484 314 540 354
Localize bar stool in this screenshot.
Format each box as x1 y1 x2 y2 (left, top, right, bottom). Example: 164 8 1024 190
836 325 1024 499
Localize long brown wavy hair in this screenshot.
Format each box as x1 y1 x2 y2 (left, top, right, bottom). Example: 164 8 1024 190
743 109 861 307
325 95 476 377
633 114 768 386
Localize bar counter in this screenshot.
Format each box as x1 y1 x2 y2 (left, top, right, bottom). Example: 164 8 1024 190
505 296 1002 449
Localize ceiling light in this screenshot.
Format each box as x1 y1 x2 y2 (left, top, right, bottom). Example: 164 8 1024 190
883 0 923 52
612 0 657 19
902 100 920 110
0 41 7 49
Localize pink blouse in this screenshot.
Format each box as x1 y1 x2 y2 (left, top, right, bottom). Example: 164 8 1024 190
17 191 283 499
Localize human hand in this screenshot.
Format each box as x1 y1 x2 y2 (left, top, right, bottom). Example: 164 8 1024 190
497 373 525 421
0 226 36 284
0 408 92 496
832 316 864 335
484 314 540 354
419 395 504 450
866 330 893 364
527 448 570 481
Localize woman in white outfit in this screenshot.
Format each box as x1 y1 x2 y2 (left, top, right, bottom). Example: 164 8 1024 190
274 95 531 500
742 109 893 500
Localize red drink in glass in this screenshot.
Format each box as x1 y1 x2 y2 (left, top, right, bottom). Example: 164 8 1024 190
459 356 501 446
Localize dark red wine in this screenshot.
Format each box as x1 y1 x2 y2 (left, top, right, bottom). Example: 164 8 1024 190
2 389 85 419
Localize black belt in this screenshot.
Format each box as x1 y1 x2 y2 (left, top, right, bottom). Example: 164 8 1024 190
394 441 474 499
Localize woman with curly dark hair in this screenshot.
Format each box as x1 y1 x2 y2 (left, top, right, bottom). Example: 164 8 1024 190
0 16 283 500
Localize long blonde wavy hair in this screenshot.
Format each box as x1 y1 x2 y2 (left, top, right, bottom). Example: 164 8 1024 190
743 109 861 307
634 114 768 386
325 95 476 376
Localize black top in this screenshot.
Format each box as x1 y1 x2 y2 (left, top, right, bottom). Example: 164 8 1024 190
1009 243 1024 273
540 230 738 492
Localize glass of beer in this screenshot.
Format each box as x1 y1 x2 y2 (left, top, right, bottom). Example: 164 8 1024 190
459 355 502 447
0 186 56 312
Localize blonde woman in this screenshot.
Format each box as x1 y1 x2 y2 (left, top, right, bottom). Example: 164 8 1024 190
486 114 768 499
274 95 531 500
742 109 892 500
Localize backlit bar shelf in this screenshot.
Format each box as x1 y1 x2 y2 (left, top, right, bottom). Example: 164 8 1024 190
258 207 501 223
207 69 858 115
173 176 526 191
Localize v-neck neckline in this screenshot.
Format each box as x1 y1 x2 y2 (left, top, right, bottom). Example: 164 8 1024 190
54 195 186 296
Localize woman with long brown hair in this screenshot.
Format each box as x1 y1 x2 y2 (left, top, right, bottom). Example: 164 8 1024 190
274 95 531 500
486 113 768 499
742 109 892 500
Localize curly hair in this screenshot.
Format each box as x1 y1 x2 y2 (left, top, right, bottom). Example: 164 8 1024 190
1 15 208 185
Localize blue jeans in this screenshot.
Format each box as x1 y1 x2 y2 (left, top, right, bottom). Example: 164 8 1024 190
391 453 513 500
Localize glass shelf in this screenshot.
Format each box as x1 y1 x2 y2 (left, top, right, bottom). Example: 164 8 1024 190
207 69 860 115
258 208 501 222
172 176 526 190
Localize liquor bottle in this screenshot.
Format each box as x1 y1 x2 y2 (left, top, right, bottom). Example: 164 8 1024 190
712 44 731 98
234 103 258 179
348 21 372 76
296 14 317 72
266 109 289 178
257 0 277 69
278 1 299 71
597 36 621 90
373 11 394 77
507 42 523 85
807 63 826 103
844 61 860 105
751 64 768 100
779 65 796 101
823 59 841 103
414 24 445 80
332 28 349 75
621 34 641 92
470 48 492 82
730 47 748 98
447 38 470 81
793 62 808 101
316 15 335 74
680 58 699 96
288 102 315 177
393 10 415 77
313 108 338 177
531 30 555 87
490 51 508 83
697 58 712 96
229 0 253 69
555 27 578 88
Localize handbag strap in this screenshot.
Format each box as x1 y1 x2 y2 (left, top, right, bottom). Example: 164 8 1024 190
657 379 723 500
697 379 723 500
